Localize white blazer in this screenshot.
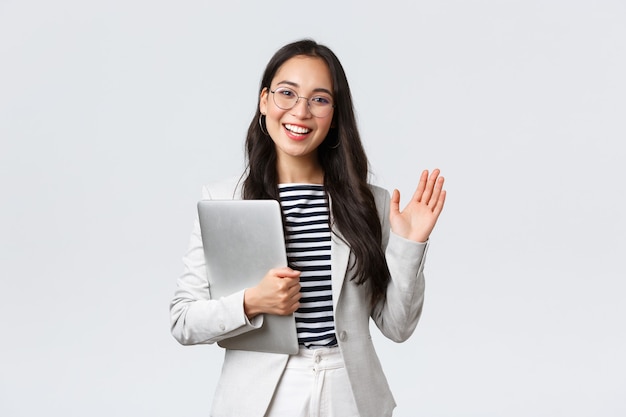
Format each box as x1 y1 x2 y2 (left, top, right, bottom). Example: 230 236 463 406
170 177 429 417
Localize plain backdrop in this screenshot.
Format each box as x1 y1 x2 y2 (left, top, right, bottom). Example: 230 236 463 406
1 1 624 416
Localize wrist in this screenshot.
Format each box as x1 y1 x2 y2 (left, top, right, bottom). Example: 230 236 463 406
243 288 260 319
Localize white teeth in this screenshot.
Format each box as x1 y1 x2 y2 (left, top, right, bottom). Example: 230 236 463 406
285 124 311 134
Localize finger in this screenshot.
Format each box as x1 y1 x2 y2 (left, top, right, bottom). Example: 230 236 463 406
277 278 300 296
287 300 300 315
433 189 447 217
289 284 302 298
420 169 440 205
275 267 301 278
283 290 301 314
278 296 300 315
390 189 401 216
427 175 445 209
286 278 301 291
411 170 429 202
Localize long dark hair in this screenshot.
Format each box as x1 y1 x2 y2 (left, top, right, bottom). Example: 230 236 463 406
242 39 390 306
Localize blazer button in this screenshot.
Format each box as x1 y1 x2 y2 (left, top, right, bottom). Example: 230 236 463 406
339 330 347 341
219 324 226 331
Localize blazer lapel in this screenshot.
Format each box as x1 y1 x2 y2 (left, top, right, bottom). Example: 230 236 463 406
330 223 351 312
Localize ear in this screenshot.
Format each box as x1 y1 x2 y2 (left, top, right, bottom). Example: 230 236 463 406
259 87 269 115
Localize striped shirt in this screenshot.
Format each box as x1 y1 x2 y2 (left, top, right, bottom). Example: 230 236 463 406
278 184 337 348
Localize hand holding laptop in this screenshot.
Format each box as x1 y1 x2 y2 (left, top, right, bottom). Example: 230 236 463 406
197 199 300 354
243 267 302 319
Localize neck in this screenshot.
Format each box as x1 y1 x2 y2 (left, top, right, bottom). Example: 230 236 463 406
276 154 324 184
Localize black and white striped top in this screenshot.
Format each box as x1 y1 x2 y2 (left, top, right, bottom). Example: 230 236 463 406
278 184 337 348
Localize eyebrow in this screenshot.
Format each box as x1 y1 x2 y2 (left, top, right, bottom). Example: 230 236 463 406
275 80 333 96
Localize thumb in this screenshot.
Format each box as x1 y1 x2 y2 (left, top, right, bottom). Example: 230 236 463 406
279 268 301 279
390 189 401 217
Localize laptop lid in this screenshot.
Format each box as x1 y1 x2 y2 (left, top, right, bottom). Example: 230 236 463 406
197 199 298 354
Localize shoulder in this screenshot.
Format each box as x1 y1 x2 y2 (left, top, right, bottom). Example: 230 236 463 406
367 184 391 228
201 175 244 200
368 184 391 206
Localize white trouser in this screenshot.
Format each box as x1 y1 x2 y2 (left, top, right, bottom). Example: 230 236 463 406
265 346 360 417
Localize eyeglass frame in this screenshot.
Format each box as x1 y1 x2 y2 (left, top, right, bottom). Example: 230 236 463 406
269 87 335 118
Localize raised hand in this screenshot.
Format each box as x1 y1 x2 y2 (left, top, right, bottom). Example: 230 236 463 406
243 267 301 318
389 169 446 243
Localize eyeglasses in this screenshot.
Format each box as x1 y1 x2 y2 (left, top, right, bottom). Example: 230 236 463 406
270 87 334 118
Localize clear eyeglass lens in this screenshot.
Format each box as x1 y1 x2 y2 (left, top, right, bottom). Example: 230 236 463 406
272 87 333 117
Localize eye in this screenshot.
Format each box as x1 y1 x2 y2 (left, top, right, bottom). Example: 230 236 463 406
276 88 296 97
311 96 332 106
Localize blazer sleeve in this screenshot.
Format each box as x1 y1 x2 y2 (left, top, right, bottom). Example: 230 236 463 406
170 185 264 346
370 187 429 343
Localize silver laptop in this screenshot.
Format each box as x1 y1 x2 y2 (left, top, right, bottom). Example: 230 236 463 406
197 199 298 354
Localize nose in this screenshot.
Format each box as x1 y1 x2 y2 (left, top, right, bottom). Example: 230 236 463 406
290 97 312 118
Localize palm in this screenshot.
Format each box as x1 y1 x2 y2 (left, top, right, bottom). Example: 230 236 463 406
389 169 446 243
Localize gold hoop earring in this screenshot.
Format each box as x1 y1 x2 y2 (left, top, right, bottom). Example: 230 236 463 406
259 114 269 136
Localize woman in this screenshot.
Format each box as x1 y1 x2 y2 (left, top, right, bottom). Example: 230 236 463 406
170 39 446 417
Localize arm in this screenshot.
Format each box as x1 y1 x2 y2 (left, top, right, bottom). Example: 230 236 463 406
170 204 263 346
170 186 301 346
371 169 446 342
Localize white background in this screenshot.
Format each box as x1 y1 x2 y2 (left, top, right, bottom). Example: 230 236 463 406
1 1 624 416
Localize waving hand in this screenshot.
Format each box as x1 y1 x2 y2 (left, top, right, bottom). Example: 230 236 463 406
389 169 446 243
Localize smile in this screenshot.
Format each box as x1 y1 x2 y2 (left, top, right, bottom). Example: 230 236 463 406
284 124 311 135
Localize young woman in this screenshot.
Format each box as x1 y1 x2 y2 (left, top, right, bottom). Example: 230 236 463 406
170 39 446 417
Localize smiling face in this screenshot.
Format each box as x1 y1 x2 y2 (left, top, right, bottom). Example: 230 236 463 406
259 55 334 181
